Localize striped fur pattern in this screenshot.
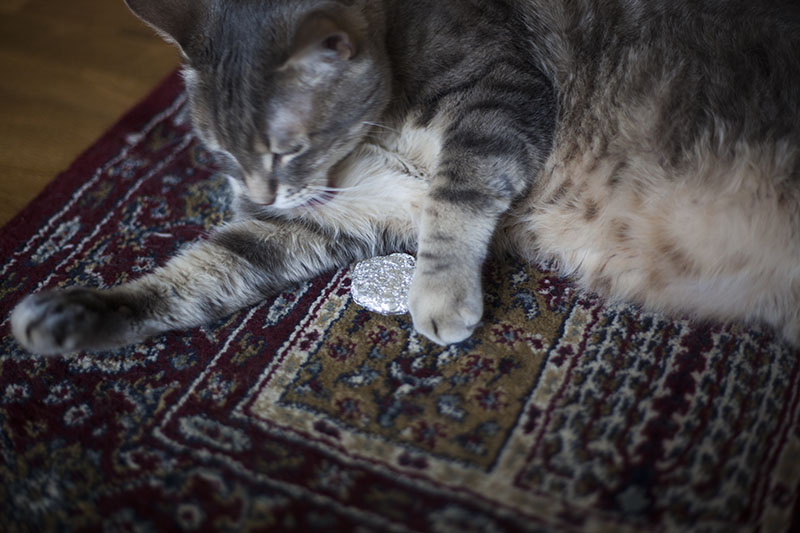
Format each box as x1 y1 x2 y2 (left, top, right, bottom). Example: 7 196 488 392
10 0 800 354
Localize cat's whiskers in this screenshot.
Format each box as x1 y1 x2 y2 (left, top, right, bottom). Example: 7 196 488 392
362 121 401 134
294 198 346 226
307 183 371 193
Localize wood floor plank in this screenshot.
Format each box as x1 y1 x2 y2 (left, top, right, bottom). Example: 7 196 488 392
0 0 179 226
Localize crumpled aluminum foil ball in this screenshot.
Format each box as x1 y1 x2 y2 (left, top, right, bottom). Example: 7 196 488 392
350 253 416 315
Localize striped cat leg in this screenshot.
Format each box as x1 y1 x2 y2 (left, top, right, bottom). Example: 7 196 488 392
408 196 505 345
407 58 555 345
11 217 370 355
408 140 536 345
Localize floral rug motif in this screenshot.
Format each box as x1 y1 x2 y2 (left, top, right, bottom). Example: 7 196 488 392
1 71 799 532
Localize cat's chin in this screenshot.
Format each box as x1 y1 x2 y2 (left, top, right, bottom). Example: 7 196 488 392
274 177 341 210
303 191 338 208
261 189 339 212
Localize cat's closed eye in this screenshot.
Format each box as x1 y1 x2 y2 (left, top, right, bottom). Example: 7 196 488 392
273 143 308 166
278 143 305 157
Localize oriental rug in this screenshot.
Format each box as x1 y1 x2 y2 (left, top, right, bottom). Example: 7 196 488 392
1 71 799 532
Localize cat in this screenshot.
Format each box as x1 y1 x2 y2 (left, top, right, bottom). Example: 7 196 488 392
9 0 800 355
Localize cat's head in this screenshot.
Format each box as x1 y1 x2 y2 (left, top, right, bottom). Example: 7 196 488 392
126 0 390 209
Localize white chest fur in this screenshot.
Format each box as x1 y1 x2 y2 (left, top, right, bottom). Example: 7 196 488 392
302 118 446 243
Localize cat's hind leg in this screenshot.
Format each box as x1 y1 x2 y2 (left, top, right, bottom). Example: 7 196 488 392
11 217 373 355
12 286 154 355
11 234 266 355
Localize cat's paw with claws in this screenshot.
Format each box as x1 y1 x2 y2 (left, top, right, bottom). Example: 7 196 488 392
10 289 126 355
408 272 483 345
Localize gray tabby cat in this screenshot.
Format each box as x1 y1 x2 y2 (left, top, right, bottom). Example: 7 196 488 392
10 0 800 355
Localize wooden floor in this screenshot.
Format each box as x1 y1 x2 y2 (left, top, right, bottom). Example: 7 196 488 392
0 0 179 226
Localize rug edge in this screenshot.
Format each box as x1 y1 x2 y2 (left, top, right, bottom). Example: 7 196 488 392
0 69 184 251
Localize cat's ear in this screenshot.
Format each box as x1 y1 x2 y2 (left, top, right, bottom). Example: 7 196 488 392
285 12 358 71
124 0 208 54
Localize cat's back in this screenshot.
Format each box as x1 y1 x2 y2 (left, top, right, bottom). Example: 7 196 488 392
514 0 800 220
504 0 800 339
519 0 800 143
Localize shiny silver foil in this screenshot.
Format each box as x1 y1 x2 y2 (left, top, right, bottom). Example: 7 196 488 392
351 253 416 315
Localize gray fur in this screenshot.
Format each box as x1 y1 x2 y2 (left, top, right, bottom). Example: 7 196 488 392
10 0 800 354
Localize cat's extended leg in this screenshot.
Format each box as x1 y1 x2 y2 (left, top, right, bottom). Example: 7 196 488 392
408 82 555 345
11 217 374 355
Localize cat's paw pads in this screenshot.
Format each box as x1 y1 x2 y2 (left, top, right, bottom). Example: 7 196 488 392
408 274 483 345
10 290 106 355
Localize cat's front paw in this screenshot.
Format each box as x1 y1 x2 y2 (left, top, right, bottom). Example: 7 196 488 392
10 289 122 355
408 272 483 345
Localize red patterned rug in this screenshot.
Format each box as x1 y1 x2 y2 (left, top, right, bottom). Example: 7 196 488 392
2 71 800 532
